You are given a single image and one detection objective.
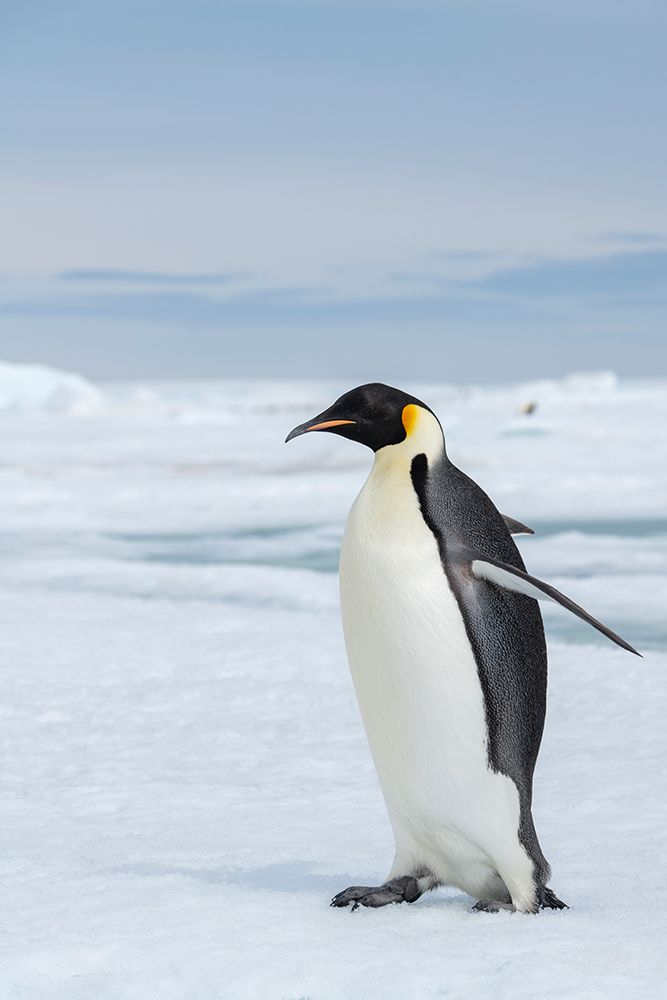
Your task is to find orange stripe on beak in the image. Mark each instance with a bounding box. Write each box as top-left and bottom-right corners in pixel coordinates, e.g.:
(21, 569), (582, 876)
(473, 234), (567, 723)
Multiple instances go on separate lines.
(306, 419), (356, 432)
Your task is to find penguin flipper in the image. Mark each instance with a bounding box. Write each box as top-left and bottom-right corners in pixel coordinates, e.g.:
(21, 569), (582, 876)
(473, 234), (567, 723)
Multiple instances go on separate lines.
(501, 515), (534, 536)
(467, 552), (640, 656)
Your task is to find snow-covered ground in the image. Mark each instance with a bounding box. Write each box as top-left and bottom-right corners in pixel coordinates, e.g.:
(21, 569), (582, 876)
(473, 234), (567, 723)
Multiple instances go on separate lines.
(0, 366), (665, 998)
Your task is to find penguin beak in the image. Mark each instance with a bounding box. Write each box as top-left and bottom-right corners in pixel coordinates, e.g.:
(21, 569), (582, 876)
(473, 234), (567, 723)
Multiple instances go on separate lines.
(285, 416), (356, 443)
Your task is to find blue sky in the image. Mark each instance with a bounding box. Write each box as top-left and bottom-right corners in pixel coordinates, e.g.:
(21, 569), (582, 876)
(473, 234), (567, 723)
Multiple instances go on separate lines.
(1, 0), (665, 381)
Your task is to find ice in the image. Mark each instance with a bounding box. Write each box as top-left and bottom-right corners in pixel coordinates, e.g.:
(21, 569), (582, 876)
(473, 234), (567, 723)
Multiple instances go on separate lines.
(0, 359), (105, 415)
(0, 371), (665, 997)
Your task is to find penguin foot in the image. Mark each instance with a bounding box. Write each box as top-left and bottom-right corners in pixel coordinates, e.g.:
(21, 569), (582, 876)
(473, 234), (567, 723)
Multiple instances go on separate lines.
(472, 899), (516, 913)
(539, 886), (568, 910)
(473, 887), (568, 914)
(331, 876), (422, 910)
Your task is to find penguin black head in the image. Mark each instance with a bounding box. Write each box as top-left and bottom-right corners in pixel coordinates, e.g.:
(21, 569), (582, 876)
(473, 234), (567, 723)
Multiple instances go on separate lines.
(285, 382), (436, 452)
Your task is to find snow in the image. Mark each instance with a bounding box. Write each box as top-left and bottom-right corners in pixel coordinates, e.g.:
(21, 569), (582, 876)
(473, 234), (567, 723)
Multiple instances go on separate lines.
(0, 371), (665, 998)
(0, 360), (105, 415)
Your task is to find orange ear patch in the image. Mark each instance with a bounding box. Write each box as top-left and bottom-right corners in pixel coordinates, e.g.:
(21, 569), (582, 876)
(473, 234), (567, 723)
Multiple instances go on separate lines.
(401, 404), (420, 436)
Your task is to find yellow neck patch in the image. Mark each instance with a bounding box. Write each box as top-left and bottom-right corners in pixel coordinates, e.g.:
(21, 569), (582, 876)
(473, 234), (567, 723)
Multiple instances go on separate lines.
(401, 403), (421, 436)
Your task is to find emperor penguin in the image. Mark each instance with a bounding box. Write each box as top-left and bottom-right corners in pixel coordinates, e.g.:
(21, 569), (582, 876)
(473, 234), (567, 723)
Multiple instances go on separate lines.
(286, 383), (639, 914)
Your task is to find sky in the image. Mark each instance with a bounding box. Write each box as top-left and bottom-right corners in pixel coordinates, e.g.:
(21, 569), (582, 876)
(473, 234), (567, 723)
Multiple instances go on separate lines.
(0, 0), (665, 382)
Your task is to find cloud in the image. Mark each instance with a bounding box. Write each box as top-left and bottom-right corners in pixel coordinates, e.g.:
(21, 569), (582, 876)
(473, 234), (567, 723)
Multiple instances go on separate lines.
(3, 249), (666, 380)
(429, 250), (496, 262)
(3, 250), (664, 338)
(0, 287), (543, 330)
(58, 269), (245, 286)
(598, 231), (666, 246)
(465, 249), (667, 300)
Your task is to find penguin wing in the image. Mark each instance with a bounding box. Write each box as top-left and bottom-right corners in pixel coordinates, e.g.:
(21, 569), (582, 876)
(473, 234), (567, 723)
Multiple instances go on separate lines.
(501, 515), (534, 536)
(464, 550), (640, 656)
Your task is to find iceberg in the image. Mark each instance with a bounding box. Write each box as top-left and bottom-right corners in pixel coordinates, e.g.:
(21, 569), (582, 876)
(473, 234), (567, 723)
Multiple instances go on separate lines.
(0, 359), (105, 415)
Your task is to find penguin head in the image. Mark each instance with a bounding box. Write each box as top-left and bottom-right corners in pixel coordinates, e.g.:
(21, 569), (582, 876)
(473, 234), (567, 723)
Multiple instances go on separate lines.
(285, 382), (439, 453)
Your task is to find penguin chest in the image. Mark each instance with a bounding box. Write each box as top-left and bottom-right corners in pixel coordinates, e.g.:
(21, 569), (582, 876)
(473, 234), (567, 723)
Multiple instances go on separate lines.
(339, 466), (490, 830)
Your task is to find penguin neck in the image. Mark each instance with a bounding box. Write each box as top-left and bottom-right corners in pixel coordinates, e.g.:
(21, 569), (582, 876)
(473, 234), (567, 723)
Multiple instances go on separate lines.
(371, 406), (446, 483)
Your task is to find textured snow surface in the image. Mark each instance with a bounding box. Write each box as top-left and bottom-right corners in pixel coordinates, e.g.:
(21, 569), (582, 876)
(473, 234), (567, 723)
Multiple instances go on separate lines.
(0, 373), (666, 999)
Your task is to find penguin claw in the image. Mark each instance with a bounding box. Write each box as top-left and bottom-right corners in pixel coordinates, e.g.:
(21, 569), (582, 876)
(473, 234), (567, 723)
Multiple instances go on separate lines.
(331, 876), (421, 909)
(473, 887), (569, 914)
(539, 886), (569, 910)
(472, 899), (516, 913)
(330, 885), (375, 908)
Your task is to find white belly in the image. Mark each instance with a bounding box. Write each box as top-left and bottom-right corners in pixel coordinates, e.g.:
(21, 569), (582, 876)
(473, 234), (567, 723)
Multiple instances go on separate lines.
(339, 459), (534, 904)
